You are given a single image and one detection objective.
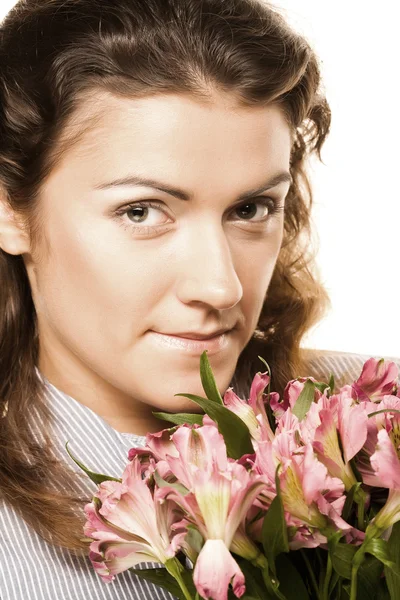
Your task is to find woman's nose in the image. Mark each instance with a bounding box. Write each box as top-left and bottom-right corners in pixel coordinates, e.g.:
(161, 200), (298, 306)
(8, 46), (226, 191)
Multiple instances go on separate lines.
(175, 225), (243, 310)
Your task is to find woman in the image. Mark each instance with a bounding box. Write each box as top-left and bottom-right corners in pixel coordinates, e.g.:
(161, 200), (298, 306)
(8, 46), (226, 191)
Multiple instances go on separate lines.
(0, 0), (396, 598)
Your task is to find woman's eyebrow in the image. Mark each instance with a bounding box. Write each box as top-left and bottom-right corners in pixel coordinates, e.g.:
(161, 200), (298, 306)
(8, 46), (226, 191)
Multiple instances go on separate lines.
(93, 171), (293, 201)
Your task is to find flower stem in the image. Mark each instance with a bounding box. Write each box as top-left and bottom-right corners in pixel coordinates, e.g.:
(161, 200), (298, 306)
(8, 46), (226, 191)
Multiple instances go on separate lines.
(165, 558), (194, 600)
(260, 567), (286, 600)
(322, 554), (332, 600)
(300, 550), (321, 600)
(349, 544), (367, 600)
(175, 573), (194, 600)
(349, 565), (358, 600)
(357, 500), (365, 531)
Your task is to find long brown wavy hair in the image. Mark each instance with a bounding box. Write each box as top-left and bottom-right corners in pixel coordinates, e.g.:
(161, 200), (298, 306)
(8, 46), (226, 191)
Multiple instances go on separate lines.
(0, 0), (332, 552)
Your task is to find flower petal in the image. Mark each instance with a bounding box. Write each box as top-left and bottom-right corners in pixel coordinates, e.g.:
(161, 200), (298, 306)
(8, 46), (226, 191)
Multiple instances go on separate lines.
(87, 457), (179, 567)
(338, 396), (368, 462)
(370, 428), (400, 489)
(223, 388), (260, 440)
(91, 539), (157, 581)
(352, 358), (399, 401)
(145, 427), (180, 461)
(194, 539), (245, 600)
(166, 425), (228, 489)
(249, 372), (270, 415)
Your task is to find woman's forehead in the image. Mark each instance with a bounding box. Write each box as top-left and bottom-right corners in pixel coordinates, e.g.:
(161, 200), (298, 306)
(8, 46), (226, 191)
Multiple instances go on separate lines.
(53, 90), (292, 174)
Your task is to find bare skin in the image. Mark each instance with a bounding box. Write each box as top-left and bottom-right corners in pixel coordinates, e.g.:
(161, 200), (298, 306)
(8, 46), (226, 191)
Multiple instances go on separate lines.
(0, 90), (292, 435)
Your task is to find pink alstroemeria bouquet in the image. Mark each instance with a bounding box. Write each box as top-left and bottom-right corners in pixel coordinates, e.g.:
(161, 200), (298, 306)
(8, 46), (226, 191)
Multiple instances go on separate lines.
(67, 351), (400, 600)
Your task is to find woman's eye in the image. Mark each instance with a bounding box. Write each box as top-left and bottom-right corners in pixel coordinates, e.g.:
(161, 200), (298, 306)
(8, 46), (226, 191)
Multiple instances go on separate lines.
(123, 202), (169, 226)
(112, 201), (171, 235)
(113, 197), (284, 235)
(232, 197), (282, 222)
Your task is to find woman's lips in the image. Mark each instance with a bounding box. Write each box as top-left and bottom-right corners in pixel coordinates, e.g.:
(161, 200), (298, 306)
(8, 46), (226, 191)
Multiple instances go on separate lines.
(148, 330), (231, 354)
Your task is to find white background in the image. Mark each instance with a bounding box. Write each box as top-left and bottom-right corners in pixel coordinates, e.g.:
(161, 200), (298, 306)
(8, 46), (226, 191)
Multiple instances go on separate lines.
(1, 0), (398, 358)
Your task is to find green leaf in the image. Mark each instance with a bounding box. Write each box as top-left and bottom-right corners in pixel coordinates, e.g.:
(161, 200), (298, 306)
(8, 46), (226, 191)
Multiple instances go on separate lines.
(199, 350), (224, 404)
(174, 393), (254, 459)
(342, 482), (362, 522)
(237, 560), (278, 600)
(328, 373), (335, 394)
(328, 571), (340, 597)
(275, 554), (310, 600)
(384, 521), (400, 600)
(185, 525), (204, 556)
(291, 379), (316, 422)
(364, 538), (400, 573)
(314, 381), (330, 394)
(357, 555), (383, 600)
(65, 441), (121, 485)
(330, 542), (357, 580)
(377, 581), (391, 600)
(366, 502), (380, 523)
(349, 456), (363, 483)
(130, 566), (196, 600)
(262, 465), (289, 576)
(153, 469), (190, 496)
(327, 529), (344, 551)
(342, 582), (351, 598)
(153, 411), (204, 426)
(176, 566), (198, 599)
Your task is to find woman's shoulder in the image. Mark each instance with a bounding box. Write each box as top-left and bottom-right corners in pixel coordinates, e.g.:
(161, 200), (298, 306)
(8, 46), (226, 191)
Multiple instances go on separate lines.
(300, 347), (400, 389)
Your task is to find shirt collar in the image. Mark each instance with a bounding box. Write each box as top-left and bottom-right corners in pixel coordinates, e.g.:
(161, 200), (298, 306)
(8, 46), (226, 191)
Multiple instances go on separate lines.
(34, 366), (147, 482)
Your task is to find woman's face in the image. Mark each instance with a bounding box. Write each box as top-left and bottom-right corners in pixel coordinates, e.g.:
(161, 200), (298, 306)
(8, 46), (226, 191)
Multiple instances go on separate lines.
(24, 90), (292, 434)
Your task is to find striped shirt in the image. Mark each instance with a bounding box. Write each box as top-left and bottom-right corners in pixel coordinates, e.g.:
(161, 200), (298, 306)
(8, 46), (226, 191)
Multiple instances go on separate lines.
(0, 349), (399, 599)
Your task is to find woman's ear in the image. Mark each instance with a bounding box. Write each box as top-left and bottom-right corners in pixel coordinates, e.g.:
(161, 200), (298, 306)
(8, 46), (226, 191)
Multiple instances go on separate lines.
(0, 192), (31, 256)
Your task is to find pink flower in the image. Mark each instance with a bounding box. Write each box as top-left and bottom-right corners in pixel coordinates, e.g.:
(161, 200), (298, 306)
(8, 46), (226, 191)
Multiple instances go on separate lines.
(370, 428), (400, 488)
(357, 395), (400, 488)
(337, 393), (369, 462)
(254, 431), (353, 544)
(312, 393), (368, 491)
(160, 424), (225, 490)
(84, 456), (183, 582)
(356, 395), (400, 532)
(145, 426), (181, 461)
(247, 371), (275, 440)
(221, 370), (276, 445)
(352, 357), (399, 402)
(155, 425), (267, 600)
(223, 387), (262, 442)
(271, 376), (324, 423)
(274, 387), (368, 493)
(288, 527), (327, 550)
